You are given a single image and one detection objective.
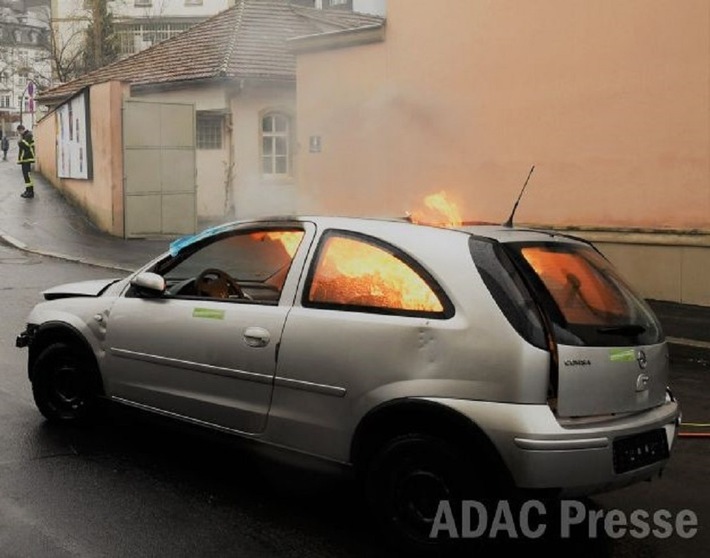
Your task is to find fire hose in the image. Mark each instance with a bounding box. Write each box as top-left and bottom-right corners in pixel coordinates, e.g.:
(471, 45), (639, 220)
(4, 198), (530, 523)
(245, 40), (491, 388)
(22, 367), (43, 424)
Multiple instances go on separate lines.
(678, 422), (710, 438)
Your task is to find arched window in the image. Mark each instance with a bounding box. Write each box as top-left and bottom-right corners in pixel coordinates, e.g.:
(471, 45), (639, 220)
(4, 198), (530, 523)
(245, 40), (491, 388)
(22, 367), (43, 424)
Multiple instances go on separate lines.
(261, 112), (291, 176)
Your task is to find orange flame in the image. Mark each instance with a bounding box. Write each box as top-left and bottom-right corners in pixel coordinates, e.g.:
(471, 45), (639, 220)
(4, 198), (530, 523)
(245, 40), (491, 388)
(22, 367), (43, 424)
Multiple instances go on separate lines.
(408, 191), (463, 228)
(309, 236), (443, 312)
(250, 231), (304, 257)
(265, 231), (303, 257)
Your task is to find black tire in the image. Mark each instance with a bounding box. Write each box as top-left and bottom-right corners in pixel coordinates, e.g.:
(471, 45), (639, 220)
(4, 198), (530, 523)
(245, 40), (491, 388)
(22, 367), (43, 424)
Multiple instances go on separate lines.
(365, 433), (484, 555)
(31, 341), (102, 424)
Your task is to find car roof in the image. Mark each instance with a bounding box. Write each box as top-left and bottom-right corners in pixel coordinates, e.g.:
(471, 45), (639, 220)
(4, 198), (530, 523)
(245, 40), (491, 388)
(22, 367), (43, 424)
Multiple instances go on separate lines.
(287, 215), (592, 246)
(176, 215), (591, 254)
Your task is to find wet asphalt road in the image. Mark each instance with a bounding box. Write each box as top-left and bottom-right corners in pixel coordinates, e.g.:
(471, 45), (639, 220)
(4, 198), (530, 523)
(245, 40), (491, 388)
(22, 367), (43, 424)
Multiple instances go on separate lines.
(0, 245), (708, 557)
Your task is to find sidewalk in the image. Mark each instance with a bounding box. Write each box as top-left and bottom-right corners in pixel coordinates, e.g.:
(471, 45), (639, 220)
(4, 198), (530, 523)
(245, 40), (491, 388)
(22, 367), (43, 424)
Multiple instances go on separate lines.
(0, 145), (190, 272)
(0, 146), (708, 361)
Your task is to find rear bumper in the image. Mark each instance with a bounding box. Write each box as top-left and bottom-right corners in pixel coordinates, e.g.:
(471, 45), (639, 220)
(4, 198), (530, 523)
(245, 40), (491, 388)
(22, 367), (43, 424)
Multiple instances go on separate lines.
(427, 397), (680, 496)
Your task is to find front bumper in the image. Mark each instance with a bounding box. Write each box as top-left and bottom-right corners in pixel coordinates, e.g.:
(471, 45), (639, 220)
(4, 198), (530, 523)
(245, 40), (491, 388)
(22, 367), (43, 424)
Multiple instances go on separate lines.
(16, 331), (29, 348)
(16, 324), (37, 348)
(428, 397), (680, 496)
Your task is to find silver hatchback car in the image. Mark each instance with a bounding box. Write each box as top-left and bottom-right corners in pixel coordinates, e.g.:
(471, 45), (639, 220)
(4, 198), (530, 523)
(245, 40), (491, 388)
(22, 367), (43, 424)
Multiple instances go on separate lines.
(17, 216), (679, 549)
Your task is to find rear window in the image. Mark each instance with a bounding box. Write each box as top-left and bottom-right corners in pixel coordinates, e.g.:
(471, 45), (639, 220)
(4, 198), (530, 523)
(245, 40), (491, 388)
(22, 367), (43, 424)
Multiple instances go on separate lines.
(508, 242), (663, 346)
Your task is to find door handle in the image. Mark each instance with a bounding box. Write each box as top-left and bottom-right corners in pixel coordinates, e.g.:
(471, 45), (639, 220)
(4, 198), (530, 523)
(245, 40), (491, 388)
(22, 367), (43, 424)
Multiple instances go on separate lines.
(243, 327), (270, 348)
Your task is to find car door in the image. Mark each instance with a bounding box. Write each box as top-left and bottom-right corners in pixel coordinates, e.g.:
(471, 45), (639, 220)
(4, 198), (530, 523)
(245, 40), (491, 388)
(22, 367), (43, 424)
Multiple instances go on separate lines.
(102, 223), (312, 434)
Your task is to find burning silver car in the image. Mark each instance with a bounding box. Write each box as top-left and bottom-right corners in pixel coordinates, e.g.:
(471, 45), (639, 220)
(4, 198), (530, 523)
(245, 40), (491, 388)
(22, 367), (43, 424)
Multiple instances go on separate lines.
(16, 215), (680, 549)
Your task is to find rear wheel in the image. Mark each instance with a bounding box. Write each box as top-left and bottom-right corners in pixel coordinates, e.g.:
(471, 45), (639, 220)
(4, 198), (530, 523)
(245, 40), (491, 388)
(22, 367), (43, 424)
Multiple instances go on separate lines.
(31, 342), (102, 424)
(365, 433), (488, 555)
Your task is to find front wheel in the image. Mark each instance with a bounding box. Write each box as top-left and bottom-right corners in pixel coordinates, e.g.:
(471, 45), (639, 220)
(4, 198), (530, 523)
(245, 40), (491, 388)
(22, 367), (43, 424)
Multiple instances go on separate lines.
(31, 342), (102, 424)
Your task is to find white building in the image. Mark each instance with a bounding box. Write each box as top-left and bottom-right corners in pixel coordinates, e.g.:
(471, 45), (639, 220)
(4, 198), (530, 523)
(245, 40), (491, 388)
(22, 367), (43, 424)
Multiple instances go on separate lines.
(50, 0), (385, 69)
(0, 0), (52, 134)
(50, 0), (237, 71)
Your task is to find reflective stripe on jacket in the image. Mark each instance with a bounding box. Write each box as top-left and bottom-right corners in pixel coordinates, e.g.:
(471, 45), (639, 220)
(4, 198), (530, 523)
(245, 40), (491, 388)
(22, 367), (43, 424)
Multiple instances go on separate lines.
(17, 139), (35, 164)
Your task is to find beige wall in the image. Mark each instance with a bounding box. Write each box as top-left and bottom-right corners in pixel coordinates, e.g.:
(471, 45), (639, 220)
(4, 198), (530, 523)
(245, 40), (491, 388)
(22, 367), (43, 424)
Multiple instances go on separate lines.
(296, 0), (710, 305)
(36, 81), (127, 236)
(298, 0), (709, 228)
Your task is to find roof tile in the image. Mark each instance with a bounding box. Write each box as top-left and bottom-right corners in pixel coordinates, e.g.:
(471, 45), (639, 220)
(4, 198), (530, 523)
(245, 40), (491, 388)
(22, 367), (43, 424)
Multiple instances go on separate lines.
(38, 0), (384, 104)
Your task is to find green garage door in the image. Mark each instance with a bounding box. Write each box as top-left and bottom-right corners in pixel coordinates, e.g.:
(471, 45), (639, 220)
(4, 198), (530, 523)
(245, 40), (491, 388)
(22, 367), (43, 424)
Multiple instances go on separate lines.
(123, 99), (196, 238)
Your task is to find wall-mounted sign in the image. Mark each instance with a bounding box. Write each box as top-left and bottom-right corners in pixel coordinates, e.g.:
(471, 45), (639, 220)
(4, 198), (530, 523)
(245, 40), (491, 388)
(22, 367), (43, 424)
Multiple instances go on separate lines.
(309, 135), (322, 153)
(56, 89), (92, 180)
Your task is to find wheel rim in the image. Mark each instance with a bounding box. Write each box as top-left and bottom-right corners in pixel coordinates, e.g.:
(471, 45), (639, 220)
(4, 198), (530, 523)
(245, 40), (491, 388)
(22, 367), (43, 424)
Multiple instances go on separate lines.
(393, 466), (452, 539)
(48, 360), (86, 415)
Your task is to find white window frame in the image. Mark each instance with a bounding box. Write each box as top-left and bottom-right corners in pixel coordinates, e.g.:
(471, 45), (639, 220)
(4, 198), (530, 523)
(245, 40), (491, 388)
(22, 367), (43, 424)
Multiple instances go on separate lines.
(261, 112), (292, 177)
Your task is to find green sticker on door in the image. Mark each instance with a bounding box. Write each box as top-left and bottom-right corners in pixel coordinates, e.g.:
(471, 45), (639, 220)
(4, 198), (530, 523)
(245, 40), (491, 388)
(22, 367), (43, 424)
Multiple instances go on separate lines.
(193, 308), (225, 320)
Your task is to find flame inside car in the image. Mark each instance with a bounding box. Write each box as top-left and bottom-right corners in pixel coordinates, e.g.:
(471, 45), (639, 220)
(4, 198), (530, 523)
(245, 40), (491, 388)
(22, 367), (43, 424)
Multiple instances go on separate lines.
(262, 231), (303, 258)
(309, 236), (444, 312)
(408, 191), (463, 228)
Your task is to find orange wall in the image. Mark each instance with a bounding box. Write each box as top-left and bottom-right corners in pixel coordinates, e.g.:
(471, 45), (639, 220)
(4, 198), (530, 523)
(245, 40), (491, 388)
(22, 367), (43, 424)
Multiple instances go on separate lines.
(36, 81), (127, 236)
(297, 0), (710, 230)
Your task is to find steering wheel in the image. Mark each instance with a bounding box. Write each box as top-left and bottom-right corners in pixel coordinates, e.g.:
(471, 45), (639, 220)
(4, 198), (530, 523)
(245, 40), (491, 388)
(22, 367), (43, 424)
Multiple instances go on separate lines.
(195, 268), (247, 299)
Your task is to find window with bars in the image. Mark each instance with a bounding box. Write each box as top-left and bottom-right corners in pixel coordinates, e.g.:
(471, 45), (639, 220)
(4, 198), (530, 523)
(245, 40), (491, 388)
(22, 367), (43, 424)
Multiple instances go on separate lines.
(115, 22), (194, 56)
(197, 113), (223, 150)
(261, 112), (291, 176)
(0, 95), (11, 108)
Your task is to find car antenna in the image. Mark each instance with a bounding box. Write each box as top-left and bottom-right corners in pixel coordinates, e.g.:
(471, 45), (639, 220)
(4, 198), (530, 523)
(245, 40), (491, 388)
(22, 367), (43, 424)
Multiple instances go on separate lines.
(503, 165), (535, 228)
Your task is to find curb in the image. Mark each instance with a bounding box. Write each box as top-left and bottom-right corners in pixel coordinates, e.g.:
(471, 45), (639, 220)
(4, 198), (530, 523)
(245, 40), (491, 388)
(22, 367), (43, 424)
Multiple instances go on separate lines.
(0, 229), (135, 273)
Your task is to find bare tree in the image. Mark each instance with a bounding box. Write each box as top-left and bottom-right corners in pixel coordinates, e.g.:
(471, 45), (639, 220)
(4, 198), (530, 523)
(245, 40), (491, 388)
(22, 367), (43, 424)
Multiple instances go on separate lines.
(82, 0), (118, 73)
(46, 20), (87, 82)
(42, 0), (121, 83)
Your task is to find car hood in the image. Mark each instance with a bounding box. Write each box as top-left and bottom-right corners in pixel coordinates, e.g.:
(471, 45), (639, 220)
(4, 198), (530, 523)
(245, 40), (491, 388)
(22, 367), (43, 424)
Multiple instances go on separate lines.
(43, 278), (121, 300)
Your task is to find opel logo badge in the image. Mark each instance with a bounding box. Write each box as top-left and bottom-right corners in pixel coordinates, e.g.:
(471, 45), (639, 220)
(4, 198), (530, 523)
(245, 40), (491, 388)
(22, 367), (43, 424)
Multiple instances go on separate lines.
(636, 350), (648, 370)
(636, 373), (650, 392)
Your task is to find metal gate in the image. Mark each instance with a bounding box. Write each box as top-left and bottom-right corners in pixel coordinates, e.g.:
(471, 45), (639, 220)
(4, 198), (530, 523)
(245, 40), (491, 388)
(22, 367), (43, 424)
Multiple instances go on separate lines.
(123, 99), (196, 238)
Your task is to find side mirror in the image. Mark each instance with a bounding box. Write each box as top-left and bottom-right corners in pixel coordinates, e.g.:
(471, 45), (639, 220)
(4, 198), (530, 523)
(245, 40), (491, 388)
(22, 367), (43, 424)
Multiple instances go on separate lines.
(130, 272), (166, 297)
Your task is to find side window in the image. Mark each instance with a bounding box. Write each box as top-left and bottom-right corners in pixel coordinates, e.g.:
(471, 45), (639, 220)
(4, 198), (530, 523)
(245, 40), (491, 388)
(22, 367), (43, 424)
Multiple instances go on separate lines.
(156, 228), (304, 303)
(305, 232), (450, 317)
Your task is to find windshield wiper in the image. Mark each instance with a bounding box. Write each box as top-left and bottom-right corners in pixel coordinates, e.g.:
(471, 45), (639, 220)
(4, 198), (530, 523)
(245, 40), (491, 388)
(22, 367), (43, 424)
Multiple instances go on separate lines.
(597, 324), (647, 336)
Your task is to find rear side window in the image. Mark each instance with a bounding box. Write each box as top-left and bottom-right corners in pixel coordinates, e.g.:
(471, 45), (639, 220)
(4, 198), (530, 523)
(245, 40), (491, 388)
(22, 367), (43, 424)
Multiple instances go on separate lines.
(509, 242), (663, 346)
(304, 231), (452, 318)
(469, 237), (547, 349)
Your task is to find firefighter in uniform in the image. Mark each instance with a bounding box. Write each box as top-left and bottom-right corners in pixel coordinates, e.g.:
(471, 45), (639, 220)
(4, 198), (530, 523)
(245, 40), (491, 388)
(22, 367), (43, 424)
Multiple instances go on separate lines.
(17, 125), (35, 198)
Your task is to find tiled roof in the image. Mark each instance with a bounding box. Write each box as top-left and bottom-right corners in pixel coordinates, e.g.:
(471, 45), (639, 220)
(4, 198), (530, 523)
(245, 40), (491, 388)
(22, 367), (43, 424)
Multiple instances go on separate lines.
(38, 0), (383, 104)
